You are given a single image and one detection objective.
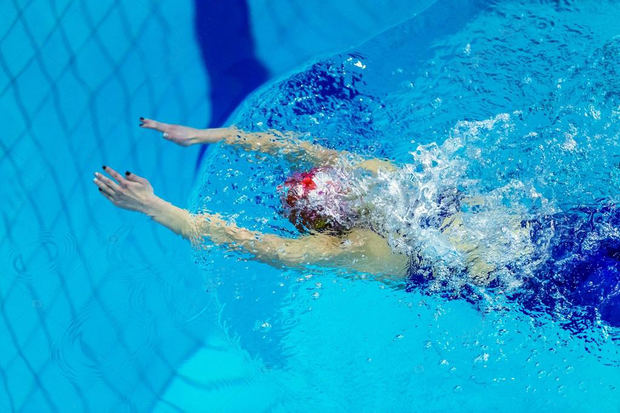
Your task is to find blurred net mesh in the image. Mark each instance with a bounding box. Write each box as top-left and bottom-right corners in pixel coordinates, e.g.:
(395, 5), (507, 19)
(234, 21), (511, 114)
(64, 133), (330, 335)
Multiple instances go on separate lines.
(0, 0), (212, 411)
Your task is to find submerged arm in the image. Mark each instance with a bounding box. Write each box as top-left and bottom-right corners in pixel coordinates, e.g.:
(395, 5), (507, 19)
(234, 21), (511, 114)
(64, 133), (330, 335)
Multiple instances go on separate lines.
(139, 118), (339, 166)
(144, 200), (407, 275)
(223, 129), (341, 167)
(223, 129), (398, 174)
(139, 118), (397, 173)
(93, 166), (406, 274)
(146, 197), (344, 268)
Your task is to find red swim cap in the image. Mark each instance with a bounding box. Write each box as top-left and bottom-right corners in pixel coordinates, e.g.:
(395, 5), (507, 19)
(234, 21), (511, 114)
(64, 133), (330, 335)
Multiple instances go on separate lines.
(281, 167), (344, 233)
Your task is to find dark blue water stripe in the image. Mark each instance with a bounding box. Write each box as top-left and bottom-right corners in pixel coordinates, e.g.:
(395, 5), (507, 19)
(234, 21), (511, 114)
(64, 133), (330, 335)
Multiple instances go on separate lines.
(193, 0), (269, 171)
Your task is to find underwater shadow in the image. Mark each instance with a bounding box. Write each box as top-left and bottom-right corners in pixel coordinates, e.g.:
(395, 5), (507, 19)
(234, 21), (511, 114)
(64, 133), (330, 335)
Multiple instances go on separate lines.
(193, 0), (269, 171)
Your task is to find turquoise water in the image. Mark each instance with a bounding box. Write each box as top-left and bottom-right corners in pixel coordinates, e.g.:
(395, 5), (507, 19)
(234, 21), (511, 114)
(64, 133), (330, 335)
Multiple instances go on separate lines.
(1, 1), (210, 411)
(2, 0), (619, 412)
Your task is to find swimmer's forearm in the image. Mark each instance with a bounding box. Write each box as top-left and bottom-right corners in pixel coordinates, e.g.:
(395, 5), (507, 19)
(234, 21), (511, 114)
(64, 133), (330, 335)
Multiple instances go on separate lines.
(207, 127), (396, 173)
(144, 199), (343, 267)
(193, 126), (395, 173)
(191, 127), (237, 144)
(142, 197), (197, 240)
(192, 213), (323, 268)
(191, 126), (270, 147)
(142, 197), (292, 262)
(141, 198), (255, 247)
(225, 129), (339, 164)
(141, 196), (254, 246)
(194, 126), (340, 165)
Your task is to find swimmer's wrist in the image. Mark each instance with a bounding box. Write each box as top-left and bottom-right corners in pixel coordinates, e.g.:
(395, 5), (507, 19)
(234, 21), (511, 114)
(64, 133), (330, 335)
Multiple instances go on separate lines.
(142, 196), (196, 239)
(140, 195), (167, 216)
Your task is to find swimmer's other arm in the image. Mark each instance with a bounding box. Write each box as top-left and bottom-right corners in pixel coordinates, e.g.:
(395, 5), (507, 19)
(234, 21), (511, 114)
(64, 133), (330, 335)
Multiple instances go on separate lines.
(139, 118), (396, 174)
(93, 166), (407, 276)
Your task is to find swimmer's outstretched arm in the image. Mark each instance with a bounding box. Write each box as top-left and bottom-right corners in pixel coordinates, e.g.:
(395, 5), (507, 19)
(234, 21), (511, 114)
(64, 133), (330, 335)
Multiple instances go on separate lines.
(139, 118), (396, 174)
(93, 166), (407, 275)
(139, 117), (338, 165)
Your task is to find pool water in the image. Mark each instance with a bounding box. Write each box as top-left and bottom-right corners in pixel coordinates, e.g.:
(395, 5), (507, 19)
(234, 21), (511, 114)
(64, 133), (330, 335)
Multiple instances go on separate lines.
(190, 0), (619, 410)
(1, 0), (619, 411)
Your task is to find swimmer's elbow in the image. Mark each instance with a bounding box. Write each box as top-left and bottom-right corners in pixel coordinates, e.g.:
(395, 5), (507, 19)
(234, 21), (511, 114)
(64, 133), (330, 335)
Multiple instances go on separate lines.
(270, 235), (342, 267)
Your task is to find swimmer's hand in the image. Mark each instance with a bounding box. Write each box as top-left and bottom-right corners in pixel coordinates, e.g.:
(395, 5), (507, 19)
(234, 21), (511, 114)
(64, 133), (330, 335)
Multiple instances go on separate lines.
(139, 117), (231, 146)
(93, 166), (157, 213)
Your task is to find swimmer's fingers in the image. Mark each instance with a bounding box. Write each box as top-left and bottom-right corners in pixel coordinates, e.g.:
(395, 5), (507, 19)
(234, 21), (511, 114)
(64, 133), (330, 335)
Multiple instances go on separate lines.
(139, 117), (178, 141)
(139, 117), (166, 132)
(97, 186), (115, 202)
(124, 171), (150, 187)
(101, 166), (129, 189)
(94, 172), (122, 195)
(93, 174), (116, 196)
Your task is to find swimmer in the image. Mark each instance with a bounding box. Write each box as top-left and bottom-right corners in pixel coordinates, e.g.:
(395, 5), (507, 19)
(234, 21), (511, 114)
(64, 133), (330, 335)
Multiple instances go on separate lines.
(93, 118), (620, 329)
(93, 117), (499, 284)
